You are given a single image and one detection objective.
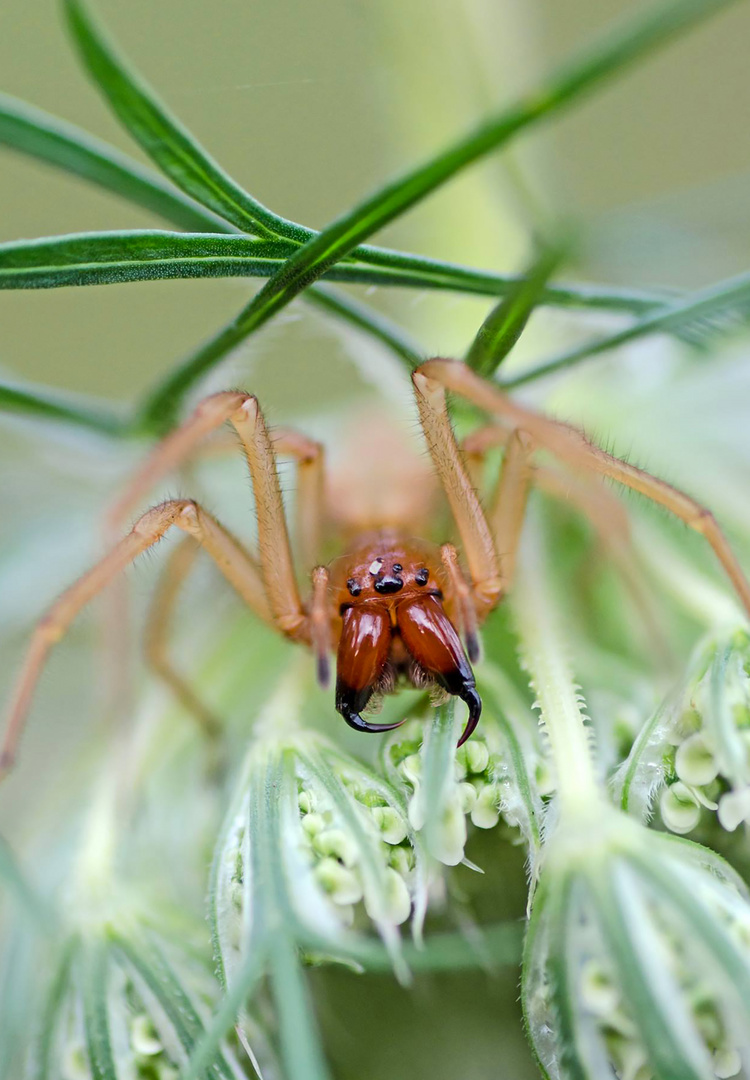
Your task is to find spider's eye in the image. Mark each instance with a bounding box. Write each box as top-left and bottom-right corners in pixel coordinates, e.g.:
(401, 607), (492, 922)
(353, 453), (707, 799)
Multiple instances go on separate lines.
(347, 578), (362, 597)
(415, 568), (429, 586)
(392, 563), (403, 573)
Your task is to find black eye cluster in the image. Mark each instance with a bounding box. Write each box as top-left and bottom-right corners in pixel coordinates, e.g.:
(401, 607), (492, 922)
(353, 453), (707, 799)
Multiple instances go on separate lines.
(347, 566), (429, 596)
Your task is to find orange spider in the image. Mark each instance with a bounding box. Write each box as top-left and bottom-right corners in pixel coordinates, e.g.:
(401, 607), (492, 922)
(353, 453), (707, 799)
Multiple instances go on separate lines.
(3, 358), (750, 772)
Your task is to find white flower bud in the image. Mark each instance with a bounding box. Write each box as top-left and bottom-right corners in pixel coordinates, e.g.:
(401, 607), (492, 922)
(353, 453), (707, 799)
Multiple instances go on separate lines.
(713, 1048), (741, 1079)
(62, 1043), (89, 1080)
(313, 828), (359, 867)
(298, 789), (316, 814)
(434, 794), (467, 865)
(470, 783), (500, 829)
(131, 1014), (163, 1056)
(313, 858), (363, 905)
(389, 846), (415, 875)
(660, 781), (700, 834)
(370, 806), (408, 845)
(460, 740), (490, 776)
(400, 753), (422, 786)
(675, 733), (718, 786)
(458, 781), (478, 814)
(580, 961), (620, 1018)
(718, 787), (750, 832)
(301, 812), (326, 838)
(383, 867), (411, 925)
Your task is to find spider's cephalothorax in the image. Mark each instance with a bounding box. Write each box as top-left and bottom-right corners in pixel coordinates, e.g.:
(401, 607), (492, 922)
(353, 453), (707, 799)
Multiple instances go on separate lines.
(330, 534), (481, 746)
(4, 359), (750, 776)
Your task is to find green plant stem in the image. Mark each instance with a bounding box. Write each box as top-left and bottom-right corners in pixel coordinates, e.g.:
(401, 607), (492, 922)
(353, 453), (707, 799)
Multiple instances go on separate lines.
(114, 0), (738, 427)
(0, 378), (125, 435)
(513, 519), (604, 820)
(304, 287), (423, 368)
(501, 267), (750, 388)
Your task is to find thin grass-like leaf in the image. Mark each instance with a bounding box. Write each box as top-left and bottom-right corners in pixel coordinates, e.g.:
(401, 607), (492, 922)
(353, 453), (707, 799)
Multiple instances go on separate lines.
(0, 231), (296, 289)
(27, 940), (76, 1080)
(0, 92), (226, 233)
(0, 376), (125, 435)
(268, 933), (332, 1080)
(80, 937), (117, 1080)
(0, 97), (675, 317)
(136, 0), (736, 428)
(181, 946), (268, 1080)
(302, 920), (523, 973)
(477, 664), (544, 870)
(304, 286), (422, 369)
(112, 932), (238, 1080)
(590, 861), (713, 1080)
(544, 879), (602, 1080)
(417, 703), (465, 865)
(64, 0), (303, 241)
(502, 268), (750, 388)
(466, 242), (566, 376)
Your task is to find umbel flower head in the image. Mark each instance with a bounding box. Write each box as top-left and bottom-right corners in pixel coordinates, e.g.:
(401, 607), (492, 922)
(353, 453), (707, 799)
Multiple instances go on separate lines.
(514, 519), (750, 1080)
(523, 814), (750, 1080)
(615, 626), (750, 836)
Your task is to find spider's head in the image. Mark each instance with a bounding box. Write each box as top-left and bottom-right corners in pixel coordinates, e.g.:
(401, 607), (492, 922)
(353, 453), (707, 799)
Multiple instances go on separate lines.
(332, 538), (481, 745)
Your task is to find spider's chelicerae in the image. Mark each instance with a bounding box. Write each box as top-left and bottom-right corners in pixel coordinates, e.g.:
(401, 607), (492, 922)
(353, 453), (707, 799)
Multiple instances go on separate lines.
(3, 357), (750, 772)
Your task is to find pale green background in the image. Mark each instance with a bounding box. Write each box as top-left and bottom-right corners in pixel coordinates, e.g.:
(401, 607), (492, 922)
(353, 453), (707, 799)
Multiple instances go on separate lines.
(2, 2), (750, 1077)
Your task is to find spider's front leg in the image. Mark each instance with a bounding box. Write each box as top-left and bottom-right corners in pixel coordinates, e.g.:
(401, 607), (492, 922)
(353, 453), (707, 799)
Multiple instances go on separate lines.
(416, 358), (750, 623)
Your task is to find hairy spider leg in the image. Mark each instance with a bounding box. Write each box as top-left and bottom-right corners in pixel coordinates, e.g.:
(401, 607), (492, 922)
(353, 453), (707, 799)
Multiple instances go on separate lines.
(412, 371), (503, 620)
(417, 359), (750, 621)
(144, 536), (225, 740)
(0, 500), (271, 776)
(103, 391), (327, 729)
(439, 543), (480, 662)
(462, 424), (672, 666)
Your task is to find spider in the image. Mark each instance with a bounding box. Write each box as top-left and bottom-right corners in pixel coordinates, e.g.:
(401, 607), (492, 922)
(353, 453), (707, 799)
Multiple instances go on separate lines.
(3, 357), (750, 774)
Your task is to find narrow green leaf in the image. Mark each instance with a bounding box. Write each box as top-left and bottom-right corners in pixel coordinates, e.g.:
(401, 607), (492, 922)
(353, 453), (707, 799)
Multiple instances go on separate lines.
(466, 242), (566, 375)
(268, 933), (332, 1080)
(28, 940), (77, 1080)
(64, 0), (305, 241)
(0, 376), (125, 435)
(113, 932), (236, 1080)
(303, 920), (523, 973)
(0, 95), (672, 316)
(304, 286), (422, 369)
(80, 937), (117, 1080)
(0, 230), (296, 289)
(137, 0), (737, 424)
(630, 849), (750, 1006)
(540, 878), (593, 1080)
(501, 268), (750, 388)
(477, 665), (544, 866)
(0, 93), (226, 233)
(180, 945), (268, 1080)
(590, 861), (713, 1080)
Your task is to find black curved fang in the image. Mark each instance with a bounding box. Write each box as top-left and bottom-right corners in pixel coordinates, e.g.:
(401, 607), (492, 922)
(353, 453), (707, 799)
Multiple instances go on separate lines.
(456, 684), (482, 747)
(335, 679), (406, 734)
(436, 668), (482, 747)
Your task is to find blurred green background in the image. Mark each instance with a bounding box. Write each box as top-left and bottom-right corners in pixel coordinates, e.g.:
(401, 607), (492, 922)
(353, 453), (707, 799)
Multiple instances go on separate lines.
(2, 1), (750, 1077)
